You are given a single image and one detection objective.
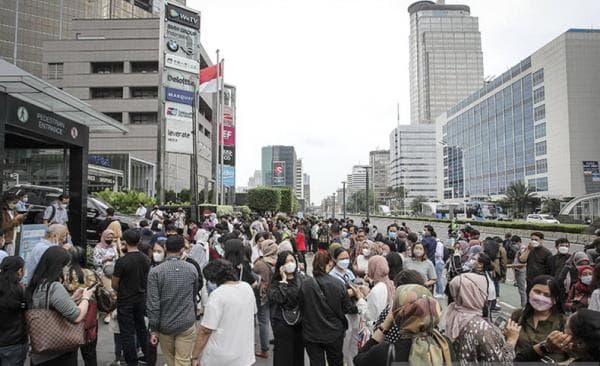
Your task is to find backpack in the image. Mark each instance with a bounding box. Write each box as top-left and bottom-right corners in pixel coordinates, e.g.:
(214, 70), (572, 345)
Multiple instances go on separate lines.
(504, 239), (517, 261)
(34, 205), (55, 224)
(443, 245), (451, 263)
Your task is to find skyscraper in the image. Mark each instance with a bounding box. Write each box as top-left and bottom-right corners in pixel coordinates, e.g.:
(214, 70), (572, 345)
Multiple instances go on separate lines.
(408, 0), (484, 124)
(369, 150), (390, 205)
(261, 145), (297, 189)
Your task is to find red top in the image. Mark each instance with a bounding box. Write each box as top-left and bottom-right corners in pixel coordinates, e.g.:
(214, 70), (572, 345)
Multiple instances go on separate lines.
(296, 231), (306, 252)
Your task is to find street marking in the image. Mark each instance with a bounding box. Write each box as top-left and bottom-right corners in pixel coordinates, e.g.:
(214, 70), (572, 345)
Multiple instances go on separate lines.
(500, 301), (517, 310)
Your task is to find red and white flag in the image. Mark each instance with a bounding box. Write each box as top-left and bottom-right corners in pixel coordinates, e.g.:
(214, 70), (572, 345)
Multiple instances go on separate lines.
(198, 63), (223, 93)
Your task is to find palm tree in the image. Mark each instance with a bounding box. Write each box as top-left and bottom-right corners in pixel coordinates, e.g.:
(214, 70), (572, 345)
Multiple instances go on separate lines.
(410, 195), (429, 216)
(386, 186), (408, 212)
(505, 181), (537, 218)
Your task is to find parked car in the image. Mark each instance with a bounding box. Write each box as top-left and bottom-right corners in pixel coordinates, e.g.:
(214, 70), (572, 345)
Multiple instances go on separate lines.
(7, 184), (138, 242)
(526, 214), (560, 224)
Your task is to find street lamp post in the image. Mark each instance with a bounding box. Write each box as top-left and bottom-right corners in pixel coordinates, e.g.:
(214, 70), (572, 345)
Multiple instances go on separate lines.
(332, 192), (336, 219)
(363, 166), (372, 221)
(342, 181), (346, 219)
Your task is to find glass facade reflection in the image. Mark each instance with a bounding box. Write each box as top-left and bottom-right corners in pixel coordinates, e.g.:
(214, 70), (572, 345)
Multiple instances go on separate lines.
(442, 61), (548, 198)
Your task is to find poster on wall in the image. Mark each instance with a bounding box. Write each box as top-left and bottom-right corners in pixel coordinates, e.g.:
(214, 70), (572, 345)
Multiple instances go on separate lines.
(222, 165), (235, 187)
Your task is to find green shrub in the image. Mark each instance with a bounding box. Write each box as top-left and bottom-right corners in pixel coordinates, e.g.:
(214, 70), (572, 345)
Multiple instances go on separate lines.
(217, 205), (234, 217)
(93, 189), (156, 214)
(279, 188), (296, 214)
(238, 205), (252, 221)
(247, 187), (281, 213)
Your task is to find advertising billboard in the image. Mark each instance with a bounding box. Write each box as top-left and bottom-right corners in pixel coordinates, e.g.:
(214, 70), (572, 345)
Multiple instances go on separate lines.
(165, 69), (196, 92)
(165, 119), (193, 154)
(165, 53), (199, 74)
(219, 125), (235, 146)
(222, 165), (235, 187)
(273, 161), (285, 186)
(165, 87), (194, 105)
(164, 102), (193, 121)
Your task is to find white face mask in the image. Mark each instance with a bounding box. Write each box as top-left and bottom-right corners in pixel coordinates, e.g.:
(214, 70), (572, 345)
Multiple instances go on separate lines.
(531, 241), (541, 248)
(581, 275), (593, 285)
(558, 246), (569, 255)
(362, 249), (371, 257)
(153, 252), (164, 263)
(284, 262), (297, 273)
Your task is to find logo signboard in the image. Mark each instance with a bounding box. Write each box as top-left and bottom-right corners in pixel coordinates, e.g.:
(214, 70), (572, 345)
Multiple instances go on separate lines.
(166, 3), (200, 30)
(165, 87), (194, 105)
(164, 101), (193, 121)
(273, 161), (285, 186)
(165, 53), (199, 74)
(165, 69), (196, 92)
(221, 146), (235, 166)
(165, 118), (193, 154)
(219, 125), (235, 146)
(165, 22), (199, 58)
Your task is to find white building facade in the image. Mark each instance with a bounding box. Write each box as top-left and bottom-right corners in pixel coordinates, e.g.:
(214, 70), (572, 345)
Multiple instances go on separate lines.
(436, 29), (600, 199)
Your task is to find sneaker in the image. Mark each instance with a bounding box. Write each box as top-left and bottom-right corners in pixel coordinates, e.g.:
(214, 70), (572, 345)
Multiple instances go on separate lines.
(434, 293), (445, 299)
(255, 351), (269, 359)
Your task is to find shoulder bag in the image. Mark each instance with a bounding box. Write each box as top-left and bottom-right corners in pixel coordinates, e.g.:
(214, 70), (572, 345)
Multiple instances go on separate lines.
(25, 282), (86, 353)
(94, 273), (116, 314)
(281, 276), (303, 326)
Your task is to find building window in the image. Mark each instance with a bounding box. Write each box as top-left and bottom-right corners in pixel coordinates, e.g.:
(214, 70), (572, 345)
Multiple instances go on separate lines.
(536, 177), (548, 191)
(103, 112), (122, 122)
(92, 62), (123, 74)
(47, 63), (63, 80)
(536, 159), (547, 174)
(535, 141), (547, 156)
(131, 87), (158, 99)
(534, 105), (545, 121)
(533, 87), (545, 104)
(129, 112), (158, 124)
(131, 61), (158, 73)
(535, 123), (546, 139)
(91, 87), (123, 99)
(533, 68), (544, 86)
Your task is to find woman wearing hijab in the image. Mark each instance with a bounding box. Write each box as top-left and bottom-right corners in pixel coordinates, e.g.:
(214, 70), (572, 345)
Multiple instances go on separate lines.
(253, 239), (278, 358)
(444, 273), (521, 364)
(354, 284), (453, 366)
(360, 256), (395, 329)
(566, 264), (594, 312)
(93, 229), (118, 286)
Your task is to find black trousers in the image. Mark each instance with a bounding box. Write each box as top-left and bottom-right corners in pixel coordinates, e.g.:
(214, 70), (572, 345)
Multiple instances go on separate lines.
(305, 335), (343, 366)
(33, 351), (77, 366)
(272, 319), (304, 366)
(117, 301), (148, 366)
(80, 338), (97, 366)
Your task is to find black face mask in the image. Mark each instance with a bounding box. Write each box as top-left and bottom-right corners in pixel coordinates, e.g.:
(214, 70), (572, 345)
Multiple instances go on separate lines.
(105, 239), (113, 245)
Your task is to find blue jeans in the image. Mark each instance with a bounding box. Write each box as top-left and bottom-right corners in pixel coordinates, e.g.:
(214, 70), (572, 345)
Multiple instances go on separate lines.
(0, 343), (27, 366)
(117, 301), (148, 366)
(257, 302), (271, 352)
(435, 261), (445, 295)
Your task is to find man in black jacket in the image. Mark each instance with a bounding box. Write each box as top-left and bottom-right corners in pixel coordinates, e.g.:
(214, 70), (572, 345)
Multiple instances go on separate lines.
(382, 224), (406, 253)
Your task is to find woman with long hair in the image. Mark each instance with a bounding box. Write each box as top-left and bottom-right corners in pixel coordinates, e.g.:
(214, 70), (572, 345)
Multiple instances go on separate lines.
(0, 256), (27, 366)
(65, 246), (99, 366)
(403, 242), (437, 288)
(268, 250), (305, 366)
(510, 275), (568, 362)
(26, 246), (95, 366)
(444, 272), (520, 364)
(354, 284), (453, 365)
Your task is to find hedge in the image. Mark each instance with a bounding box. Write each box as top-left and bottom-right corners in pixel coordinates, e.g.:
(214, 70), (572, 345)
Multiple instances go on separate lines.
(247, 187), (281, 213)
(279, 188), (298, 214)
(366, 215), (589, 234)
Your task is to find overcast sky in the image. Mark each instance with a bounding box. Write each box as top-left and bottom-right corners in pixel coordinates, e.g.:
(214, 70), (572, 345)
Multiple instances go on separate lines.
(188, 0), (600, 204)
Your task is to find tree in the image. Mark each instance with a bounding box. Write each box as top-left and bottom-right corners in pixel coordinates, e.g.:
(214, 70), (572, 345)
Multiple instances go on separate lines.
(347, 190), (376, 213)
(505, 181), (538, 218)
(386, 186), (408, 211)
(541, 197), (562, 217)
(93, 189), (155, 214)
(279, 188), (299, 214)
(410, 195), (429, 216)
(247, 187), (281, 213)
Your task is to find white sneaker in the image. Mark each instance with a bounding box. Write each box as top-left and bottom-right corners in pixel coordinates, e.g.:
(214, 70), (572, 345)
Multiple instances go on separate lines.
(434, 293), (445, 299)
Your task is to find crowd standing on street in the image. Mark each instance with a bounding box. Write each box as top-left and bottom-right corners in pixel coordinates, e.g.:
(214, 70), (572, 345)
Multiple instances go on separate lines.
(3, 194), (600, 366)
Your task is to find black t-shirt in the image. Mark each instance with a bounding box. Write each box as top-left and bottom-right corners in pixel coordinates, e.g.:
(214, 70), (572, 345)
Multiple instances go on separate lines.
(526, 246), (552, 282)
(114, 251), (151, 305)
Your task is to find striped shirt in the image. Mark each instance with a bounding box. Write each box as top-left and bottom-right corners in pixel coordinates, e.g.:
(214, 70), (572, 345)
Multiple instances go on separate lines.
(146, 256), (198, 335)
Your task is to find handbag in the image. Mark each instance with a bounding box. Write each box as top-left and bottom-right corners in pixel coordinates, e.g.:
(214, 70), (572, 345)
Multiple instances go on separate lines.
(94, 273), (117, 314)
(25, 283), (86, 353)
(282, 305), (302, 326)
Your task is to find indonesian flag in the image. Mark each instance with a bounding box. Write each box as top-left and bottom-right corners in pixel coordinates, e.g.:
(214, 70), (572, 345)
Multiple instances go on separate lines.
(198, 63), (223, 93)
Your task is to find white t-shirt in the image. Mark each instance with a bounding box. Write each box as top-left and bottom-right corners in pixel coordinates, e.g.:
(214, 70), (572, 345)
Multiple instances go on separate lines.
(364, 282), (388, 326)
(201, 282), (257, 366)
(356, 255), (369, 274)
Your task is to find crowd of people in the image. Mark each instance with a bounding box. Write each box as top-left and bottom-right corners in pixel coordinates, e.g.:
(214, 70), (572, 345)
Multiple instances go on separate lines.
(2, 191), (600, 366)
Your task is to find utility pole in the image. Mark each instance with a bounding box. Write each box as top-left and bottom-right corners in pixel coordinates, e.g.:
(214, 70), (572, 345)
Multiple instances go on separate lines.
(364, 166), (372, 221)
(342, 181), (346, 219)
(332, 192), (336, 219)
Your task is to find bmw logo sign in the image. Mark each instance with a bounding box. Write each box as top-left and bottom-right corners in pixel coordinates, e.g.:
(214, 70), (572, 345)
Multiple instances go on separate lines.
(167, 39), (179, 52)
(17, 106), (29, 123)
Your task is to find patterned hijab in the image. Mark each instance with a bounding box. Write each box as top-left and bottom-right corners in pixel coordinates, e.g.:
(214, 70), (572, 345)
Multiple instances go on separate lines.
(393, 285), (452, 366)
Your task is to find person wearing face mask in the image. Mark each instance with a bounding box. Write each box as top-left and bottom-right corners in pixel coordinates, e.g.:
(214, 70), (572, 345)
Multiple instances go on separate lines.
(519, 232), (552, 288)
(549, 238), (571, 278)
(147, 235), (198, 366)
(0, 256), (27, 366)
(403, 242), (437, 289)
(23, 224), (70, 285)
(268, 251), (305, 366)
(510, 275), (568, 362)
(151, 242), (166, 265)
(1, 192), (27, 256)
(382, 224), (405, 253)
(253, 239), (278, 359)
(353, 242), (373, 278)
(566, 265), (594, 312)
(93, 228), (118, 325)
(42, 194), (70, 225)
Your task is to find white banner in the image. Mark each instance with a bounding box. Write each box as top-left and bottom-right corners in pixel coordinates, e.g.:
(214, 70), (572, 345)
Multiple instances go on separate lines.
(164, 101), (193, 121)
(165, 118), (193, 154)
(165, 53), (199, 74)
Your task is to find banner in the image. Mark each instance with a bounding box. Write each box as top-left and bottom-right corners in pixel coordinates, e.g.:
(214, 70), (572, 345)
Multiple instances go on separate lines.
(18, 224), (49, 283)
(273, 161), (285, 186)
(165, 101), (193, 121)
(165, 87), (194, 105)
(223, 105), (234, 127)
(165, 53), (199, 74)
(222, 146), (235, 166)
(219, 125), (235, 146)
(165, 119), (193, 154)
(222, 165), (235, 187)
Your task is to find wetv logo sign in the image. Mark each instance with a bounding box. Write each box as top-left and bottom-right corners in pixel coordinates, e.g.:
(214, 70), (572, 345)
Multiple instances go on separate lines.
(166, 3), (200, 30)
(165, 87), (194, 106)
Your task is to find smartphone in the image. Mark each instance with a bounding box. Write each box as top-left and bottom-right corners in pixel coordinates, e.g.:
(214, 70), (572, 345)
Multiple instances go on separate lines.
(86, 282), (98, 290)
(494, 315), (508, 329)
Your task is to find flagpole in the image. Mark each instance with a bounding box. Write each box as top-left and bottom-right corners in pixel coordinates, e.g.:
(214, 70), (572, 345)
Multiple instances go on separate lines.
(220, 59), (225, 205)
(214, 49), (220, 206)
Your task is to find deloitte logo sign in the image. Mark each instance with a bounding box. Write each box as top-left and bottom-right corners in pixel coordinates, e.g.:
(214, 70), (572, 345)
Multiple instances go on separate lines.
(165, 71), (195, 92)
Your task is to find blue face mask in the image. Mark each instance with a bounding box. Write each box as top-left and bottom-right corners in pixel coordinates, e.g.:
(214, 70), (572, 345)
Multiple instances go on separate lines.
(388, 231), (397, 239)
